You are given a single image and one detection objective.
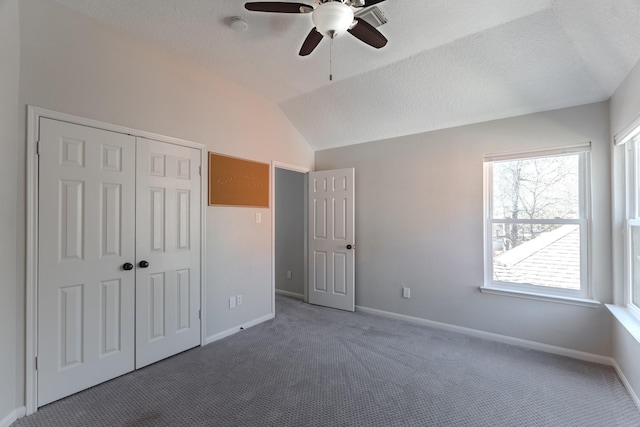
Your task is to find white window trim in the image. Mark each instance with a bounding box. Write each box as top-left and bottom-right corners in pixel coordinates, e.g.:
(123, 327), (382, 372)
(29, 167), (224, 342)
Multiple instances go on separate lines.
(621, 134), (640, 316)
(614, 112), (640, 146)
(626, 219), (639, 309)
(481, 144), (597, 306)
(606, 304), (640, 343)
(484, 143), (592, 162)
(610, 115), (640, 342)
(480, 286), (600, 308)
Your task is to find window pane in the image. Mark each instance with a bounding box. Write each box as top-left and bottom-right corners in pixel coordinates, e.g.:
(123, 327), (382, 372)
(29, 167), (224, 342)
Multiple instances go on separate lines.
(492, 223), (580, 290)
(492, 155), (580, 220)
(631, 225), (640, 307)
(635, 142), (640, 218)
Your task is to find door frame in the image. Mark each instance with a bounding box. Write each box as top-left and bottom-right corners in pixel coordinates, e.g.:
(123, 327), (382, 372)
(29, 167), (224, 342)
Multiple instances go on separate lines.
(25, 106), (208, 414)
(270, 162), (311, 314)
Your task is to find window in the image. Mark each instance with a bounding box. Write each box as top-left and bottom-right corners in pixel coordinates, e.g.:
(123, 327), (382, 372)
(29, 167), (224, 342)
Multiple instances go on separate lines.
(609, 117), (640, 332)
(483, 146), (591, 300)
(624, 136), (640, 314)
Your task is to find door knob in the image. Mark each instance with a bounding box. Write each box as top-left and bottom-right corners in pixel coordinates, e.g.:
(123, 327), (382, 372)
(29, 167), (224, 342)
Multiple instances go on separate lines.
(139, 260), (149, 268)
(346, 244), (354, 250)
(122, 263), (134, 271)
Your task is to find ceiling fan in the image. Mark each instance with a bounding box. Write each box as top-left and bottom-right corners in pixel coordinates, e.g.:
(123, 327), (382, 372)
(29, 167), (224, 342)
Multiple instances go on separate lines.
(244, 0), (388, 56)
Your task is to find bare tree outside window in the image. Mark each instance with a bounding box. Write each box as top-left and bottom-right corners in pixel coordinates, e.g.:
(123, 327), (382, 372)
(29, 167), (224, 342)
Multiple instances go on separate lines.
(493, 155), (579, 252)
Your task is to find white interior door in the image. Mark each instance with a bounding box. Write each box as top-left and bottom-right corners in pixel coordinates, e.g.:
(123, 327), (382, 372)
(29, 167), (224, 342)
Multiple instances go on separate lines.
(308, 168), (355, 312)
(135, 137), (201, 368)
(38, 118), (136, 406)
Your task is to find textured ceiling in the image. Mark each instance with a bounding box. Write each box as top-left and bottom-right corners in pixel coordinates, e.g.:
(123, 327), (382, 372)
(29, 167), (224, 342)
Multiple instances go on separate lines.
(53, 0), (640, 150)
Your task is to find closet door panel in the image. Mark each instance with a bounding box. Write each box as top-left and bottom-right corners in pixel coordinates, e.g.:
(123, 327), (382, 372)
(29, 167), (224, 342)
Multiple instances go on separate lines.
(38, 118), (136, 406)
(135, 137), (201, 369)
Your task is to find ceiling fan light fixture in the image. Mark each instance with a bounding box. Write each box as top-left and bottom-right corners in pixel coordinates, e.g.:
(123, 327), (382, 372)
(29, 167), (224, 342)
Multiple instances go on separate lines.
(312, 2), (354, 39)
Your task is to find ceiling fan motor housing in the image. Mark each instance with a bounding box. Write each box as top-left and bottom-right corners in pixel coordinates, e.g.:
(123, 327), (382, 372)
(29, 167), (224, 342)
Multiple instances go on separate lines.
(312, 2), (355, 38)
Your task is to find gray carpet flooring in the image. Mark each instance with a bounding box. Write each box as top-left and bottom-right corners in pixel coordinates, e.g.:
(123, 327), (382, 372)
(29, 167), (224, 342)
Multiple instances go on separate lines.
(15, 295), (640, 426)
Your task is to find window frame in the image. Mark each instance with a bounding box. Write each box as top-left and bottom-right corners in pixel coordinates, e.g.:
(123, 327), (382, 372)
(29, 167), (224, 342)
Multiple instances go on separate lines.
(608, 114), (640, 337)
(482, 144), (593, 302)
(623, 137), (640, 316)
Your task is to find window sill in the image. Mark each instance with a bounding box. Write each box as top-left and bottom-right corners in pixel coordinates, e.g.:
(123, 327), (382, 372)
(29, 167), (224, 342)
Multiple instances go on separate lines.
(606, 304), (640, 344)
(480, 286), (601, 308)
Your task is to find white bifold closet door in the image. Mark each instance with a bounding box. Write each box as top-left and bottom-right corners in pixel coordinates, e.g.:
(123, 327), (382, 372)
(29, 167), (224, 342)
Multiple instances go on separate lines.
(135, 137), (201, 369)
(37, 118), (136, 406)
(37, 119), (201, 406)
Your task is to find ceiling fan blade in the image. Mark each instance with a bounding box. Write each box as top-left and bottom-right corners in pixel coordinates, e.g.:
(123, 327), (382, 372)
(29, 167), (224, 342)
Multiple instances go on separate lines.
(351, 0), (386, 7)
(299, 28), (324, 56)
(348, 18), (388, 49)
(362, 0), (386, 6)
(245, 2), (313, 13)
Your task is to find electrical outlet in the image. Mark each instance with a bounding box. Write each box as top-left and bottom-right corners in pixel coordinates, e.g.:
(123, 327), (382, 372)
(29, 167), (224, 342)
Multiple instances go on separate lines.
(255, 213), (261, 223)
(229, 296), (236, 309)
(402, 287), (411, 299)
(287, 270), (292, 279)
(237, 294), (243, 305)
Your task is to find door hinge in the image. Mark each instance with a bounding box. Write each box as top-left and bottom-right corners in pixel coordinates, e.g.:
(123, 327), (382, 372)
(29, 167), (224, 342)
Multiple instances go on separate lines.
(35, 356), (38, 370)
(198, 309), (201, 320)
(36, 140), (40, 156)
(199, 166), (202, 176)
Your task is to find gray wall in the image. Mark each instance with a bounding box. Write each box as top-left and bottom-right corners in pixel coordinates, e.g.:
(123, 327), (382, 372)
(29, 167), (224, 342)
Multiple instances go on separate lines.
(0, 0), (19, 423)
(610, 59), (640, 402)
(275, 168), (305, 297)
(316, 101), (612, 356)
(10, 0), (313, 412)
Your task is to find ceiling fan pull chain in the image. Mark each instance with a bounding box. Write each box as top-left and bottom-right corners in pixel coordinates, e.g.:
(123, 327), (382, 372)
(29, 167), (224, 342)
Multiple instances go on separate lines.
(329, 38), (333, 82)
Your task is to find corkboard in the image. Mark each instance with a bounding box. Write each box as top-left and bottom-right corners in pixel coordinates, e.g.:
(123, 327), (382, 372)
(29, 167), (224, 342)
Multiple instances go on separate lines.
(208, 152), (270, 207)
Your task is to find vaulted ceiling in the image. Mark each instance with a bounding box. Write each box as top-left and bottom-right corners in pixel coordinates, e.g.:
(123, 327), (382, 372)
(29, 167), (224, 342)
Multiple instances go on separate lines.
(53, 0), (640, 150)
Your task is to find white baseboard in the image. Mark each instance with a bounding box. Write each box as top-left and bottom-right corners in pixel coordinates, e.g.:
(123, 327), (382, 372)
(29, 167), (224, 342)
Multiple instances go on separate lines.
(275, 289), (304, 300)
(204, 313), (275, 345)
(0, 407), (25, 427)
(15, 407), (25, 420)
(0, 411), (16, 427)
(355, 305), (613, 366)
(611, 359), (640, 411)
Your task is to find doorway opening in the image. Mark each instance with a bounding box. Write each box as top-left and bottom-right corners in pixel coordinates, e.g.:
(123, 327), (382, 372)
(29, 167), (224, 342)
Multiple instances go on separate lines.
(272, 164), (309, 313)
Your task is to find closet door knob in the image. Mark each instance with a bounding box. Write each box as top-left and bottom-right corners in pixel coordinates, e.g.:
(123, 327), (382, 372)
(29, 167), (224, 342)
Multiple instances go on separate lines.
(122, 263), (134, 271)
(139, 260), (149, 268)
